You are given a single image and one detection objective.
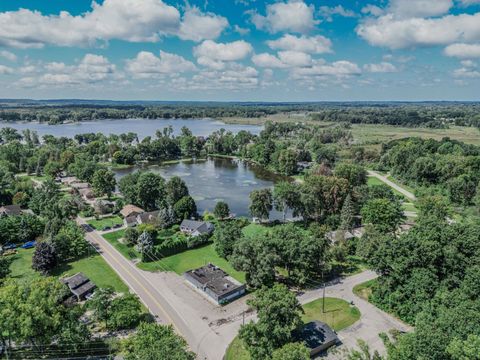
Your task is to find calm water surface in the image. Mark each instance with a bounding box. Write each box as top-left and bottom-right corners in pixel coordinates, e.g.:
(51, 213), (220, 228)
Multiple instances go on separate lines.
(114, 157), (291, 219)
(0, 118), (262, 139)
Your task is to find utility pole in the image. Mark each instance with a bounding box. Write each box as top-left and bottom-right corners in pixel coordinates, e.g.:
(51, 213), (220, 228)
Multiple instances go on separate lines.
(322, 268), (326, 313)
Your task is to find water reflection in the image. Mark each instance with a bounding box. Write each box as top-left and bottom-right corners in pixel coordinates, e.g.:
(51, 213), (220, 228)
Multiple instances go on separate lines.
(114, 157), (291, 219)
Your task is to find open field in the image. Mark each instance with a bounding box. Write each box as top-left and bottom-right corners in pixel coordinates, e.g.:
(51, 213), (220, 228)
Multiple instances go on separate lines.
(8, 247), (129, 293)
(87, 215), (123, 230)
(242, 223), (270, 237)
(223, 114), (480, 146)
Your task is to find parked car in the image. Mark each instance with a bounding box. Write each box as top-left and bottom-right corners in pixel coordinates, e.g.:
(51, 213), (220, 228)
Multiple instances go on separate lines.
(21, 241), (36, 249)
(3, 243), (17, 250)
(103, 226), (111, 231)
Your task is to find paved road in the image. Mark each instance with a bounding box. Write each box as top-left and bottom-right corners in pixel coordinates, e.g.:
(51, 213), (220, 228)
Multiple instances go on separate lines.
(299, 271), (412, 356)
(77, 218), (225, 360)
(368, 170), (416, 201)
(79, 216), (412, 359)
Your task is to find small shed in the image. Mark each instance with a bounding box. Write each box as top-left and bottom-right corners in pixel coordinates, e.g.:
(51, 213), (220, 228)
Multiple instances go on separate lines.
(0, 205), (23, 217)
(295, 321), (339, 356)
(61, 272), (96, 301)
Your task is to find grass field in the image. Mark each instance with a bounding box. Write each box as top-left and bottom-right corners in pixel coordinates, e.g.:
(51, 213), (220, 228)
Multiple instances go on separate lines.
(302, 297), (361, 331)
(353, 279), (377, 301)
(225, 336), (250, 360)
(367, 176), (407, 199)
(87, 216), (124, 230)
(225, 296), (361, 360)
(242, 223), (270, 237)
(102, 230), (140, 261)
(8, 247), (129, 293)
(143, 243), (245, 282)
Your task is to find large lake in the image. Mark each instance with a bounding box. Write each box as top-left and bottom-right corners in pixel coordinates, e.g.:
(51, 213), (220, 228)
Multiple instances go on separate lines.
(0, 118), (262, 139)
(114, 157), (291, 219)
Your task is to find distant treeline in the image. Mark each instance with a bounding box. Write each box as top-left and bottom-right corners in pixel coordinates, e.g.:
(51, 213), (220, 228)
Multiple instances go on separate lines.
(1, 101), (480, 127)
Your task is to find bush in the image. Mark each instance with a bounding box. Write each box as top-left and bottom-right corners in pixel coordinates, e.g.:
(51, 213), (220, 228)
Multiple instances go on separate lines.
(186, 233), (211, 249)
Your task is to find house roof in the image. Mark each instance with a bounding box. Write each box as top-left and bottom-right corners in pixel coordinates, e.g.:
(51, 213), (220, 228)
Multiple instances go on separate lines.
(137, 210), (160, 224)
(185, 264), (243, 297)
(125, 215), (138, 225)
(71, 182), (90, 189)
(61, 272), (96, 299)
(120, 205), (145, 218)
(295, 321), (339, 351)
(180, 220), (214, 234)
(0, 205), (22, 216)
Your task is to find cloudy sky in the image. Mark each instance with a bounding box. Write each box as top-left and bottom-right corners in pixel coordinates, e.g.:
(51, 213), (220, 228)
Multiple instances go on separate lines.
(0, 0), (479, 101)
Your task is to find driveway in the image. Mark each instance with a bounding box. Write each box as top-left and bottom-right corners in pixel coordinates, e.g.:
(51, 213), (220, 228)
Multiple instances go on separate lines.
(79, 217), (412, 359)
(299, 271), (412, 357)
(367, 170), (416, 201)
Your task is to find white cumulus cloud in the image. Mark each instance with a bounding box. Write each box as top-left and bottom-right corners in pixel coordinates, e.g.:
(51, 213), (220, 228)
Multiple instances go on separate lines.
(445, 43), (480, 58)
(126, 51), (196, 78)
(194, 40), (253, 69)
(0, 65), (13, 74)
(250, 1), (318, 34)
(0, 0), (227, 48)
(364, 62), (398, 73)
(0, 50), (17, 62)
(178, 7), (228, 42)
(388, 0), (453, 18)
(266, 34), (332, 54)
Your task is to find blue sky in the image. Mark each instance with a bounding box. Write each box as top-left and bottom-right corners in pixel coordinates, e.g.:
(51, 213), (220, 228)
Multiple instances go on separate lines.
(0, 0), (479, 101)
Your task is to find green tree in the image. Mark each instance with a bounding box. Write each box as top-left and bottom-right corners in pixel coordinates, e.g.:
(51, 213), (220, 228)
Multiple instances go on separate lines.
(123, 323), (195, 360)
(0, 257), (12, 281)
(124, 227), (139, 246)
(239, 284), (303, 359)
(273, 181), (302, 221)
(108, 294), (143, 330)
(174, 196), (197, 220)
(271, 342), (310, 360)
(361, 198), (404, 233)
(92, 168), (116, 198)
(51, 221), (89, 262)
(136, 231), (154, 260)
(213, 221), (243, 259)
(32, 242), (57, 275)
(43, 161), (63, 178)
(231, 236), (278, 288)
(249, 188), (273, 220)
(213, 201), (230, 219)
(137, 172), (166, 211)
(340, 193), (355, 230)
(334, 163), (367, 188)
(0, 277), (87, 346)
(88, 287), (114, 328)
(347, 340), (383, 360)
(166, 176), (189, 206)
(275, 149), (298, 176)
(447, 335), (480, 360)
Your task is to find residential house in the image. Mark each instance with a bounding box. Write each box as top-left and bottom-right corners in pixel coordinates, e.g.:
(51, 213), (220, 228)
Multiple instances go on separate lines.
(326, 227), (365, 243)
(78, 188), (95, 201)
(94, 200), (115, 214)
(120, 205), (145, 218)
(294, 321), (339, 357)
(184, 264), (246, 305)
(0, 205), (23, 217)
(180, 219), (214, 237)
(61, 272), (96, 301)
(137, 211), (160, 225)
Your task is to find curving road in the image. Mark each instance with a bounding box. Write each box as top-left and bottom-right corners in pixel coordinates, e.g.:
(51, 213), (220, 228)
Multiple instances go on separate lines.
(79, 216), (412, 359)
(299, 271), (412, 356)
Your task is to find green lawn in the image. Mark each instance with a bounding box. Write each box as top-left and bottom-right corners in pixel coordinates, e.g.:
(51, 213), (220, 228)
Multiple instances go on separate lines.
(225, 336), (250, 360)
(87, 216), (124, 230)
(8, 247), (128, 293)
(302, 297), (361, 331)
(102, 230), (140, 261)
(367, 176), (407, 199)
(141, 243), (246, 283)
(353, 279), (377, 302)
(242, 223), (270, 238)
(402, 202), (418, 213)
